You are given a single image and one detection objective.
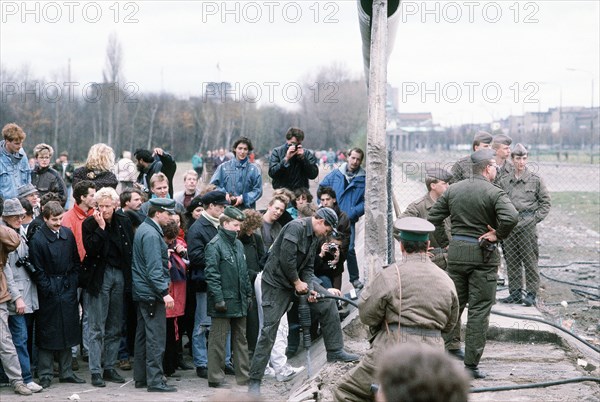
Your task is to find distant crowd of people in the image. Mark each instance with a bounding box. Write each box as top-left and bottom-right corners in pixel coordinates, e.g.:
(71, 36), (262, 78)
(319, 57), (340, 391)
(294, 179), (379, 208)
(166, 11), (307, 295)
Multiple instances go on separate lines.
(1, 121), (550, 400)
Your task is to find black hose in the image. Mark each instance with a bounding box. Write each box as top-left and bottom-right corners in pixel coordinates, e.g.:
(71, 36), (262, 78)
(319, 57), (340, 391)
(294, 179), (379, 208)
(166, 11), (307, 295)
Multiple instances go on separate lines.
(540, 261), (599, 269)
(491, 309), (600, 354)
(315, 293), (359, 308)
(571, 288), (600, 301)
(540, 271), (600, 291)
(471, 377), (600, 393)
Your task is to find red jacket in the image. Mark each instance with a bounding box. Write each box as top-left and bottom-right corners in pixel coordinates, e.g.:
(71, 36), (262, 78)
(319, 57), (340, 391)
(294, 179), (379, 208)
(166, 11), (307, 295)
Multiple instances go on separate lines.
(61, 204), (93, 261)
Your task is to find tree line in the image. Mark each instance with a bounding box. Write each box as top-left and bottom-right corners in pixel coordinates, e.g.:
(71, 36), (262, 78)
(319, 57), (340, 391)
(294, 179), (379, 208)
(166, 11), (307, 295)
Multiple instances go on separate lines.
(1, 35), (368, 162)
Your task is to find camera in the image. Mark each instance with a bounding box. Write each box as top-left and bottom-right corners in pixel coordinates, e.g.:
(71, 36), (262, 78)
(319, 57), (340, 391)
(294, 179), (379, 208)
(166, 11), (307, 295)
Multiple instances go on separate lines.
(327, 243), (338, 253)
(15, 256), (37, 275)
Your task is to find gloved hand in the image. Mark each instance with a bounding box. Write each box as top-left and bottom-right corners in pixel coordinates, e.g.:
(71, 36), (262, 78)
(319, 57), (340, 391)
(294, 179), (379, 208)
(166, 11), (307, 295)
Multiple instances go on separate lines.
(215, 301), (227, 313)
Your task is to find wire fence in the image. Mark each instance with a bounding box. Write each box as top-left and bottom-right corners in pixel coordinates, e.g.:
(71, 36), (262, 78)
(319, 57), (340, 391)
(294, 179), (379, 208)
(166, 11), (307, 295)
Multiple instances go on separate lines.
(389, 151), (600, 338)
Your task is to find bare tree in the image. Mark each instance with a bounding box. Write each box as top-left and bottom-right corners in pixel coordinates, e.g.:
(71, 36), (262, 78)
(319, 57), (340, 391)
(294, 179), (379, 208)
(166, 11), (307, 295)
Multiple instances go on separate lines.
(103, 32), (123, 148)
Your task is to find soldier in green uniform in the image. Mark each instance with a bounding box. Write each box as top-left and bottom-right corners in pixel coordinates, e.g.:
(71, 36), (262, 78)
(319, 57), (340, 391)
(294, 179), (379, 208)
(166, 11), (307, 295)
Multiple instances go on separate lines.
(449, 131), (493, 184)
(498, 144), (551, 306)
(333, 217), (459, 401)
(492, 134), (513, 184)
(428, 149), (518, 379)
(399, 167), (452, 270)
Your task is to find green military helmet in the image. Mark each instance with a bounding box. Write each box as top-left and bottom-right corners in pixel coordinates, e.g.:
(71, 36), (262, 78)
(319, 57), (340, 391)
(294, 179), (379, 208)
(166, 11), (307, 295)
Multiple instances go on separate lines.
(393, 217), (435, 242)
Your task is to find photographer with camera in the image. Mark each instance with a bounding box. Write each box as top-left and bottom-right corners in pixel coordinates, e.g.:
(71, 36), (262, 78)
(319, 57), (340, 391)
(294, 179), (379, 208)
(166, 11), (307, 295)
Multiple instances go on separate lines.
(268, 128), (319, 191)
(314, 237), (343, 291)
(0, 198), (42, 394)
(316, 187), (351, 291)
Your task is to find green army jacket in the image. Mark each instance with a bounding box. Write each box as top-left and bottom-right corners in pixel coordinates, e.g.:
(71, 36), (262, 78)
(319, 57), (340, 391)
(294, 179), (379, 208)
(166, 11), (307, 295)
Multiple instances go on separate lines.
(499, 167), (551, 226)
(428, 175), (518, 241)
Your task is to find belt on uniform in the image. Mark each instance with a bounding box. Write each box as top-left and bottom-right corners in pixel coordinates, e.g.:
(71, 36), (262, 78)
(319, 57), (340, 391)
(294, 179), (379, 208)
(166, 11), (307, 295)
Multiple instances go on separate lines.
(387, 323), (441, 338)
(452, 235), (479, 244)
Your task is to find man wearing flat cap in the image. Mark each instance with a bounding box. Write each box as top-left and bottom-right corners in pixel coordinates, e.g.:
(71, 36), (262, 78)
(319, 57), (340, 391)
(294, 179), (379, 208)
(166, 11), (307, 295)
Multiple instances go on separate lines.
(498, 144), (551, 307)
(248, 207), (357, 395)
(400, 167), (452, 270)
(334, 217), (459, 402)
(492, 134), (514, 183)
(205, 206), (252, 388)
(186, 191), (232, 378)
(428, 149), (518, 379)
(450, 131), (493, 184)
(131, 197), (177, 392)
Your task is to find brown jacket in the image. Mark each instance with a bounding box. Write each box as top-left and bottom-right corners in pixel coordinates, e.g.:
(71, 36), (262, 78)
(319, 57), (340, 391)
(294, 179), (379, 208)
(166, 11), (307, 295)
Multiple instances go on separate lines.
(1, 224), (20, 303)
(359, 254), (459, 338)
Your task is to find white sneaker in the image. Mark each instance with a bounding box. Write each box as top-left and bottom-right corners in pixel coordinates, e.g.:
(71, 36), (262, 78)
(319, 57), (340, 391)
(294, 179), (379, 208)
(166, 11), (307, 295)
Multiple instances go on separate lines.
(263, 366), (276, 379)
(13, 382), (33, 395)
(276, 365), (305, 382)
(26, 381), (43, 393)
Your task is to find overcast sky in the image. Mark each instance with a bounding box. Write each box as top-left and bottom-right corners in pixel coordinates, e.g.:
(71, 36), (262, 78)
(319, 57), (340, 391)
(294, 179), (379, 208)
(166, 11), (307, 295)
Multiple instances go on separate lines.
(1, 0), (598, 126)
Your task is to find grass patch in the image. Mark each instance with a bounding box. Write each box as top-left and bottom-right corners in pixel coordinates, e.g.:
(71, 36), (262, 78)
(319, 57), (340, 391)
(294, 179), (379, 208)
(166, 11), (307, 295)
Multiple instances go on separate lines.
(551, 192), (600, 233)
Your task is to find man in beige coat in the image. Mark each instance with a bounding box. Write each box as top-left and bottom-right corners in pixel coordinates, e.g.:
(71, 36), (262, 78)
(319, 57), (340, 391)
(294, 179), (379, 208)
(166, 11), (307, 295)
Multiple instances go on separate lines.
(334, 217), (459, 402)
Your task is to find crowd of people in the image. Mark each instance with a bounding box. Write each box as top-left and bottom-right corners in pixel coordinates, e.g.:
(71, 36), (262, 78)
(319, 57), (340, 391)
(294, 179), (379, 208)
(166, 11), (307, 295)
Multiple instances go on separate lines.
(0, 121), (550, 400)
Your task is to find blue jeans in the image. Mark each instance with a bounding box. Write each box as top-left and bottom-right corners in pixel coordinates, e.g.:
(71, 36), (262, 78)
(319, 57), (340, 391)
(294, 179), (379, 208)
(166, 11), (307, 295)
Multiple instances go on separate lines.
(347, 223), (360, 282)
(85, 266), (124, 374)
(8, 314), (33, 383)
(192, 292), (231, 368)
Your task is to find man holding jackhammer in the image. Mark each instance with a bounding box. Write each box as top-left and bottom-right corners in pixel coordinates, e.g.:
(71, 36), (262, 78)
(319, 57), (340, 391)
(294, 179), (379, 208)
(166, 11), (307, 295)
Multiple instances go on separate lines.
(248, 207), (357, 396)
(334, 217), (459, 402)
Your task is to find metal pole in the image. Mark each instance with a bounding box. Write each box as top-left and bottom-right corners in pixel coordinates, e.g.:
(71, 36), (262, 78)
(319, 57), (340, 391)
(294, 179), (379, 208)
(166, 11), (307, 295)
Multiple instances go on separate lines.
(365, 0), (389, 284)
(387, 149), (394, 264)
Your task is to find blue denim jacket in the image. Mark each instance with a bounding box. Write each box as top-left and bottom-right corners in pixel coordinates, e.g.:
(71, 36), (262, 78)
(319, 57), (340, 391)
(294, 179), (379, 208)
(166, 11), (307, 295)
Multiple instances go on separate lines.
(0, 141), (31, 199)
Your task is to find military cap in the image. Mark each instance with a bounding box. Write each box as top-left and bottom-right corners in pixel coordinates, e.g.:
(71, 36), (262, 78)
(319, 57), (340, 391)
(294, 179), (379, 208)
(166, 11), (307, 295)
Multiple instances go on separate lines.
(473, 131), (493, 145)
(425, 167), (453, 183)
(393, 217), (435, 242)
(223, 206), (245, 221)
(315, 207), (338, 232)
(512, 143), (528, 156)
(471, 149), (496, 164)
(493, 134), (512, 146)
(2, 198), (26, 217)
(149, 198), (176, 214)
(186, 195), (203, 214)
(17, 183), (38, 198)
(200, 191), (229, 206)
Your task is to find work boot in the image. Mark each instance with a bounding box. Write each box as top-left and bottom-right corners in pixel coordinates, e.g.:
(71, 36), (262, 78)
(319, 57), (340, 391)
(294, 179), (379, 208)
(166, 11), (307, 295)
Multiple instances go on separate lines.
(499, 290), (522, 304)
(103, 369), (125, 383)
(523, 292), (536, 307)
(91, 373), (106, 387)
(326, 349), (359, 362)
(465, 365), (486, 379)
(248, 379), (261, 395)
(196, 366), (208, 378)
(447, 349), (465, 360)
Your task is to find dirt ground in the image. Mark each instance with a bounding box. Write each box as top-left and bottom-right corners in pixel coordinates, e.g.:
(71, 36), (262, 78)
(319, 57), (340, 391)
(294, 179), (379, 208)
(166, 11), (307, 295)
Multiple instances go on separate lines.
(3, 159), (597, 401)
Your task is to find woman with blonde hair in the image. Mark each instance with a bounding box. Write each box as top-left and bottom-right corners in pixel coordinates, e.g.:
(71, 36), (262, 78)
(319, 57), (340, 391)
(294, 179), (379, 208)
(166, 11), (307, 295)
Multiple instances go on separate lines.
(73, 144), (118, 190)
